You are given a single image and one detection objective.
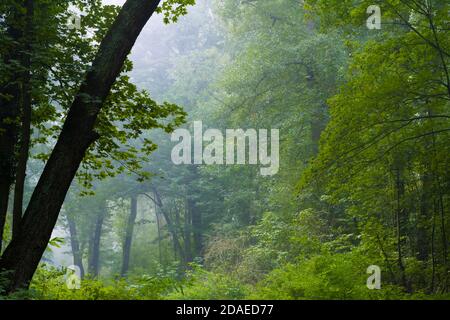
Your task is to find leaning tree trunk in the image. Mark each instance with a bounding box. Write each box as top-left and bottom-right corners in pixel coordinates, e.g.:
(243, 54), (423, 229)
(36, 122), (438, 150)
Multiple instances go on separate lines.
(0, 0), (162, 292)
(121, 195), (138, 277)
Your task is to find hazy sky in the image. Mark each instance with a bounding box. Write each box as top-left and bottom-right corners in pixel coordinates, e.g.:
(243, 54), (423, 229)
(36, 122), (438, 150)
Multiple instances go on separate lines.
(103, 0), (126, 5)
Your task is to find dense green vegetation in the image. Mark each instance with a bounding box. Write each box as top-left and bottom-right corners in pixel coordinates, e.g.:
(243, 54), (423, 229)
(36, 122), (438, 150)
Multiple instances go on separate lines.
(0, 0), (449, 300)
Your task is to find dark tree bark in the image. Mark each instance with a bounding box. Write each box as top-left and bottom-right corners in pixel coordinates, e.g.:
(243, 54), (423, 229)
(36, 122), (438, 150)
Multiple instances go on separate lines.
(0, 0), (162, 292)
(121, 195), (138, 277)
(0, 183), (11, 253)
(0, 4), (26, 253)
(88, 207), (106, 278)
(12, 76), (32, 241)
(0, 84), (19, 254)
(67, 216), (84, 278)
(12, 0), (34, 241)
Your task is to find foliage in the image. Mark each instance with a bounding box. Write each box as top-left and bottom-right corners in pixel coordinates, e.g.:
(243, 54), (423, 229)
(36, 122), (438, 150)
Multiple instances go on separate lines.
(29, 264), (183, 300)
(249, 251), (437, 300)
(1, 0), (448, 301)
(166, 264), (249, 300)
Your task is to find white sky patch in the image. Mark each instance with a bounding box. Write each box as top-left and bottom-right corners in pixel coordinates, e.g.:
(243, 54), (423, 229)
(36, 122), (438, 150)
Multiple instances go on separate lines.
(102, 0), (126, 5)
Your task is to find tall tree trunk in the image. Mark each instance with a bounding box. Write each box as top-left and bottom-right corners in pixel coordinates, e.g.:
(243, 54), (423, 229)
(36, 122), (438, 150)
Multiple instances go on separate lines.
(67, 216), (84, 278)
(88, 208), (106, 278)
(184, 198), (192, 264)
(0, 0), (162, 292)
(427, 109), (448, 292)
(121, 195), (138, 277)
(174, 202), (184, 261)
(189, 197), (202, 258)
(417, 172), (431, 261)
(145, 188), (185, 261)
(395, 167), (409, 292)
(187, 166), (202, 258)
(0, 4), (26, 253)
(438, 190), (448, 292)
(431, 200), (437, 292)
(12, 79), (32, 241)
(310, 103), (327, 155)
(12, 0), (34, 241)
(155, 204), (163, 265)
(303, 64), (326, 156)
(0, 90), (19, 254)
(0, 183), (11, 254)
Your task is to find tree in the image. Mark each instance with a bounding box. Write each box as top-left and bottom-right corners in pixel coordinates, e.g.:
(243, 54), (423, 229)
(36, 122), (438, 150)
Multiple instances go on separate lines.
(301, 0), (450, 293)
(0, 0), (194, 292)
(121, 195), (138, 277)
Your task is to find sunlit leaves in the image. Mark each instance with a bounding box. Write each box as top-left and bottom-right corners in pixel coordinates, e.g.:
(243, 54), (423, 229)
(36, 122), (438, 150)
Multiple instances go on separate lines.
(156, 0), (196, 24)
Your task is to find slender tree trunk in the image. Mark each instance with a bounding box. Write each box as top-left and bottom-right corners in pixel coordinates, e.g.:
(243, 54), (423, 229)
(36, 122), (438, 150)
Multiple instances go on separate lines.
(0, 184), (10, 253)
(395, 167), (409, 292)
(12, 0), (34, 241)
(67, 216), (84, 278)
(187, 166), (202, 258)
(0, 91), (18, 254)
(375, 234), (396, 282)
(155, 204), (163, 265)
(438, 193), (448, 292)
(184, 198), (192, 264)
(146, 188), (185, 261)
(431, 201), (437, 293)
(310, 103), (327, 155)
(302, 64), (326, 155)
(121, 195), (138, 277)
(88, 208), (106, 278)
(0, 0), (162, 292)
(189, 198), (202, 258)
(174, 203), (184, 260)
(427, 109), (448, 292)
(417, 172), (431, 261)
(12, 82), (32, 241)
(0, 7), (25, 253)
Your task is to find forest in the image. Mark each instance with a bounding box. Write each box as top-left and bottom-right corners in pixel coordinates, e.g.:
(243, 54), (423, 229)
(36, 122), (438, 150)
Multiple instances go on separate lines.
(0, 0), (449, 300)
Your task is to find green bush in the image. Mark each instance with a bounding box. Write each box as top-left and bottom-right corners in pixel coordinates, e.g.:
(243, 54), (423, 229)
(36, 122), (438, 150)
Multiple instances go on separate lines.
(249, 251), (414, 300)
(166, 266), (249, 300)
(29, 264), (182, 300)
